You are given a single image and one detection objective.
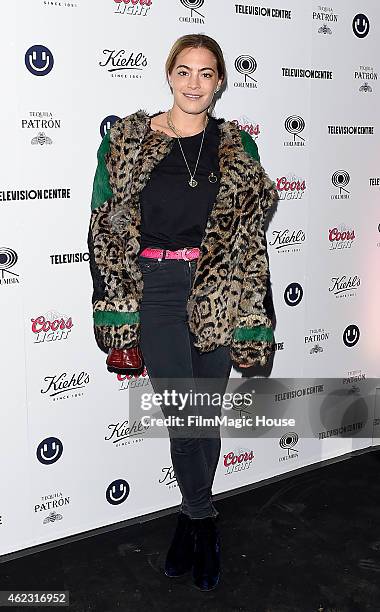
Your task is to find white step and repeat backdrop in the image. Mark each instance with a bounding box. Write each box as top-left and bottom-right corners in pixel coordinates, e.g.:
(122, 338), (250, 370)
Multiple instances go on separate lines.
(1, 0), (379, 557)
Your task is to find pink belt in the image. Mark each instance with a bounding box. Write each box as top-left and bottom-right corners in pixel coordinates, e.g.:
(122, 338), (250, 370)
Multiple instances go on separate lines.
(139, 247), (200, 261)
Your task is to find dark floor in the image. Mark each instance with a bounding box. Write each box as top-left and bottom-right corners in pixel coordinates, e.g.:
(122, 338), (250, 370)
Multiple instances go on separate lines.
(2, 450), (380, 612)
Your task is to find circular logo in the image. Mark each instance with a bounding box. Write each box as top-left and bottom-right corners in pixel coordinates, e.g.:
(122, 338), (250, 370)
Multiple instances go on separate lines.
(0, 247), (18, 271)
(100, 115), (121, 138)
(284, 115), (305, 136)
(106, 479), (130, 505)
(284, 282), (303, 306)
(180, 0), (204, 9)
(332, 170), (350, 189)
(279, 432), (299, 451)
(36, 437), (63, 465)
(343, 324), (360, 347)
(352, 14), (370, 38)
(234, 55), (257, 77)
(25, 45), (54, 76)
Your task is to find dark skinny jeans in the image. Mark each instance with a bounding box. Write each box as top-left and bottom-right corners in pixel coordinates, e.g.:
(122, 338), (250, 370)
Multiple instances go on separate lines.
(138, 254), (232, 519)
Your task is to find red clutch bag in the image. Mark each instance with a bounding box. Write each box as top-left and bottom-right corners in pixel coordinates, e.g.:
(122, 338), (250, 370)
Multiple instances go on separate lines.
(106, 346), (144, 373)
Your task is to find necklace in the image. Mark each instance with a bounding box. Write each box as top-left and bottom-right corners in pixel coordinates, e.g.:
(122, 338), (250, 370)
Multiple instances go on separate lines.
(167, 110), (218, 188)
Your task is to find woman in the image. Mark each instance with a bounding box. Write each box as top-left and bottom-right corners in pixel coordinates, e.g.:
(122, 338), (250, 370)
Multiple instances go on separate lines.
(88, 34), (278, 591)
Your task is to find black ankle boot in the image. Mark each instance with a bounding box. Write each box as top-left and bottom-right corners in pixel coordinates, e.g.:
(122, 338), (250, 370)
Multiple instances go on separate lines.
(164, 512), (195, 577)
(192, 516), (221, 591)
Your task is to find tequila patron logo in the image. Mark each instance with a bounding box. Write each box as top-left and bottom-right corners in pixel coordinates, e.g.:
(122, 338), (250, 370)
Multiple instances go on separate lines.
(355, 65), (377, 93)
(276, 174), (306, 200)
(178, 0), (205, 23)
(343, 369), (366, 384)
(22, 111), (61, 146)
(284, 116), (306, 147)
(99, 49), (148, 78)
(331, 170), (350, 199)
(0, 247), (19, 286)
(328, 225), (355, 250)
(234, 55), (258, 88)
(269, 229), (306, 254)
(34, 491), (70, 526)
(113, 0), (152, 17)
(31, 311), (74, 343)
(305, 328), (330, 354)
(313, 5), (338, 35)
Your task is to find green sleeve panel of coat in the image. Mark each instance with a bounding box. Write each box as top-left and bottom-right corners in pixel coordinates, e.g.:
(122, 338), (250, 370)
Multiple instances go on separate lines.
(240, 130), (260, 163)
(91, 131), (113, 211)
(88, 130), (140, 352)
(230, 131), (275, 367)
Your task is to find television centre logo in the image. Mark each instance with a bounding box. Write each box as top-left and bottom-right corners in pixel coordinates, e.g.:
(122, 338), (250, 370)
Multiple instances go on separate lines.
(234, 55), (258, 89)
(279, 432), (299, 462)
(178, 0), (205, 23)
(235, 5), (291, 19)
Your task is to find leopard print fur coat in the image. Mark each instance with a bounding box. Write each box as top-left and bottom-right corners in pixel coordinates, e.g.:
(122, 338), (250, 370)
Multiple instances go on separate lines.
(88, 110), (278, 367)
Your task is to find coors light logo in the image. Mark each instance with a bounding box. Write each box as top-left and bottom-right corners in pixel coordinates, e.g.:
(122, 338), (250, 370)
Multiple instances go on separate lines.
(31, 311), (73, 343)
(276, 174), (306, 200)
(328, 225), (356, 250)
(223, 449), (254, 475)
(113, 0), (152, 17)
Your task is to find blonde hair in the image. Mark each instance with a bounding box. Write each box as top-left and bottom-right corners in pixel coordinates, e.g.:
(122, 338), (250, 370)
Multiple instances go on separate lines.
(165, 34), (226, 87)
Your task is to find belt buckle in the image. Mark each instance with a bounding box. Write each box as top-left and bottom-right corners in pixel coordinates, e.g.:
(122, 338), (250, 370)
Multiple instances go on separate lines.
(181, 247), (192, 261)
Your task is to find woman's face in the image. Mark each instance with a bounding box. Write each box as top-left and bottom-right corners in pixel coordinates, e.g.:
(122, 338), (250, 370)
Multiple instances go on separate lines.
(168, 46), (223, 116)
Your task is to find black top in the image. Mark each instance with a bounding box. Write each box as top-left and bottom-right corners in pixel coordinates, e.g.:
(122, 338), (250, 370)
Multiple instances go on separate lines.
(138, 115), (221, 253)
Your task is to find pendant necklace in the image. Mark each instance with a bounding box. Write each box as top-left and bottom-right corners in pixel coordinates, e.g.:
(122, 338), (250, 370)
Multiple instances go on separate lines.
(167, 110), (218, 188)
